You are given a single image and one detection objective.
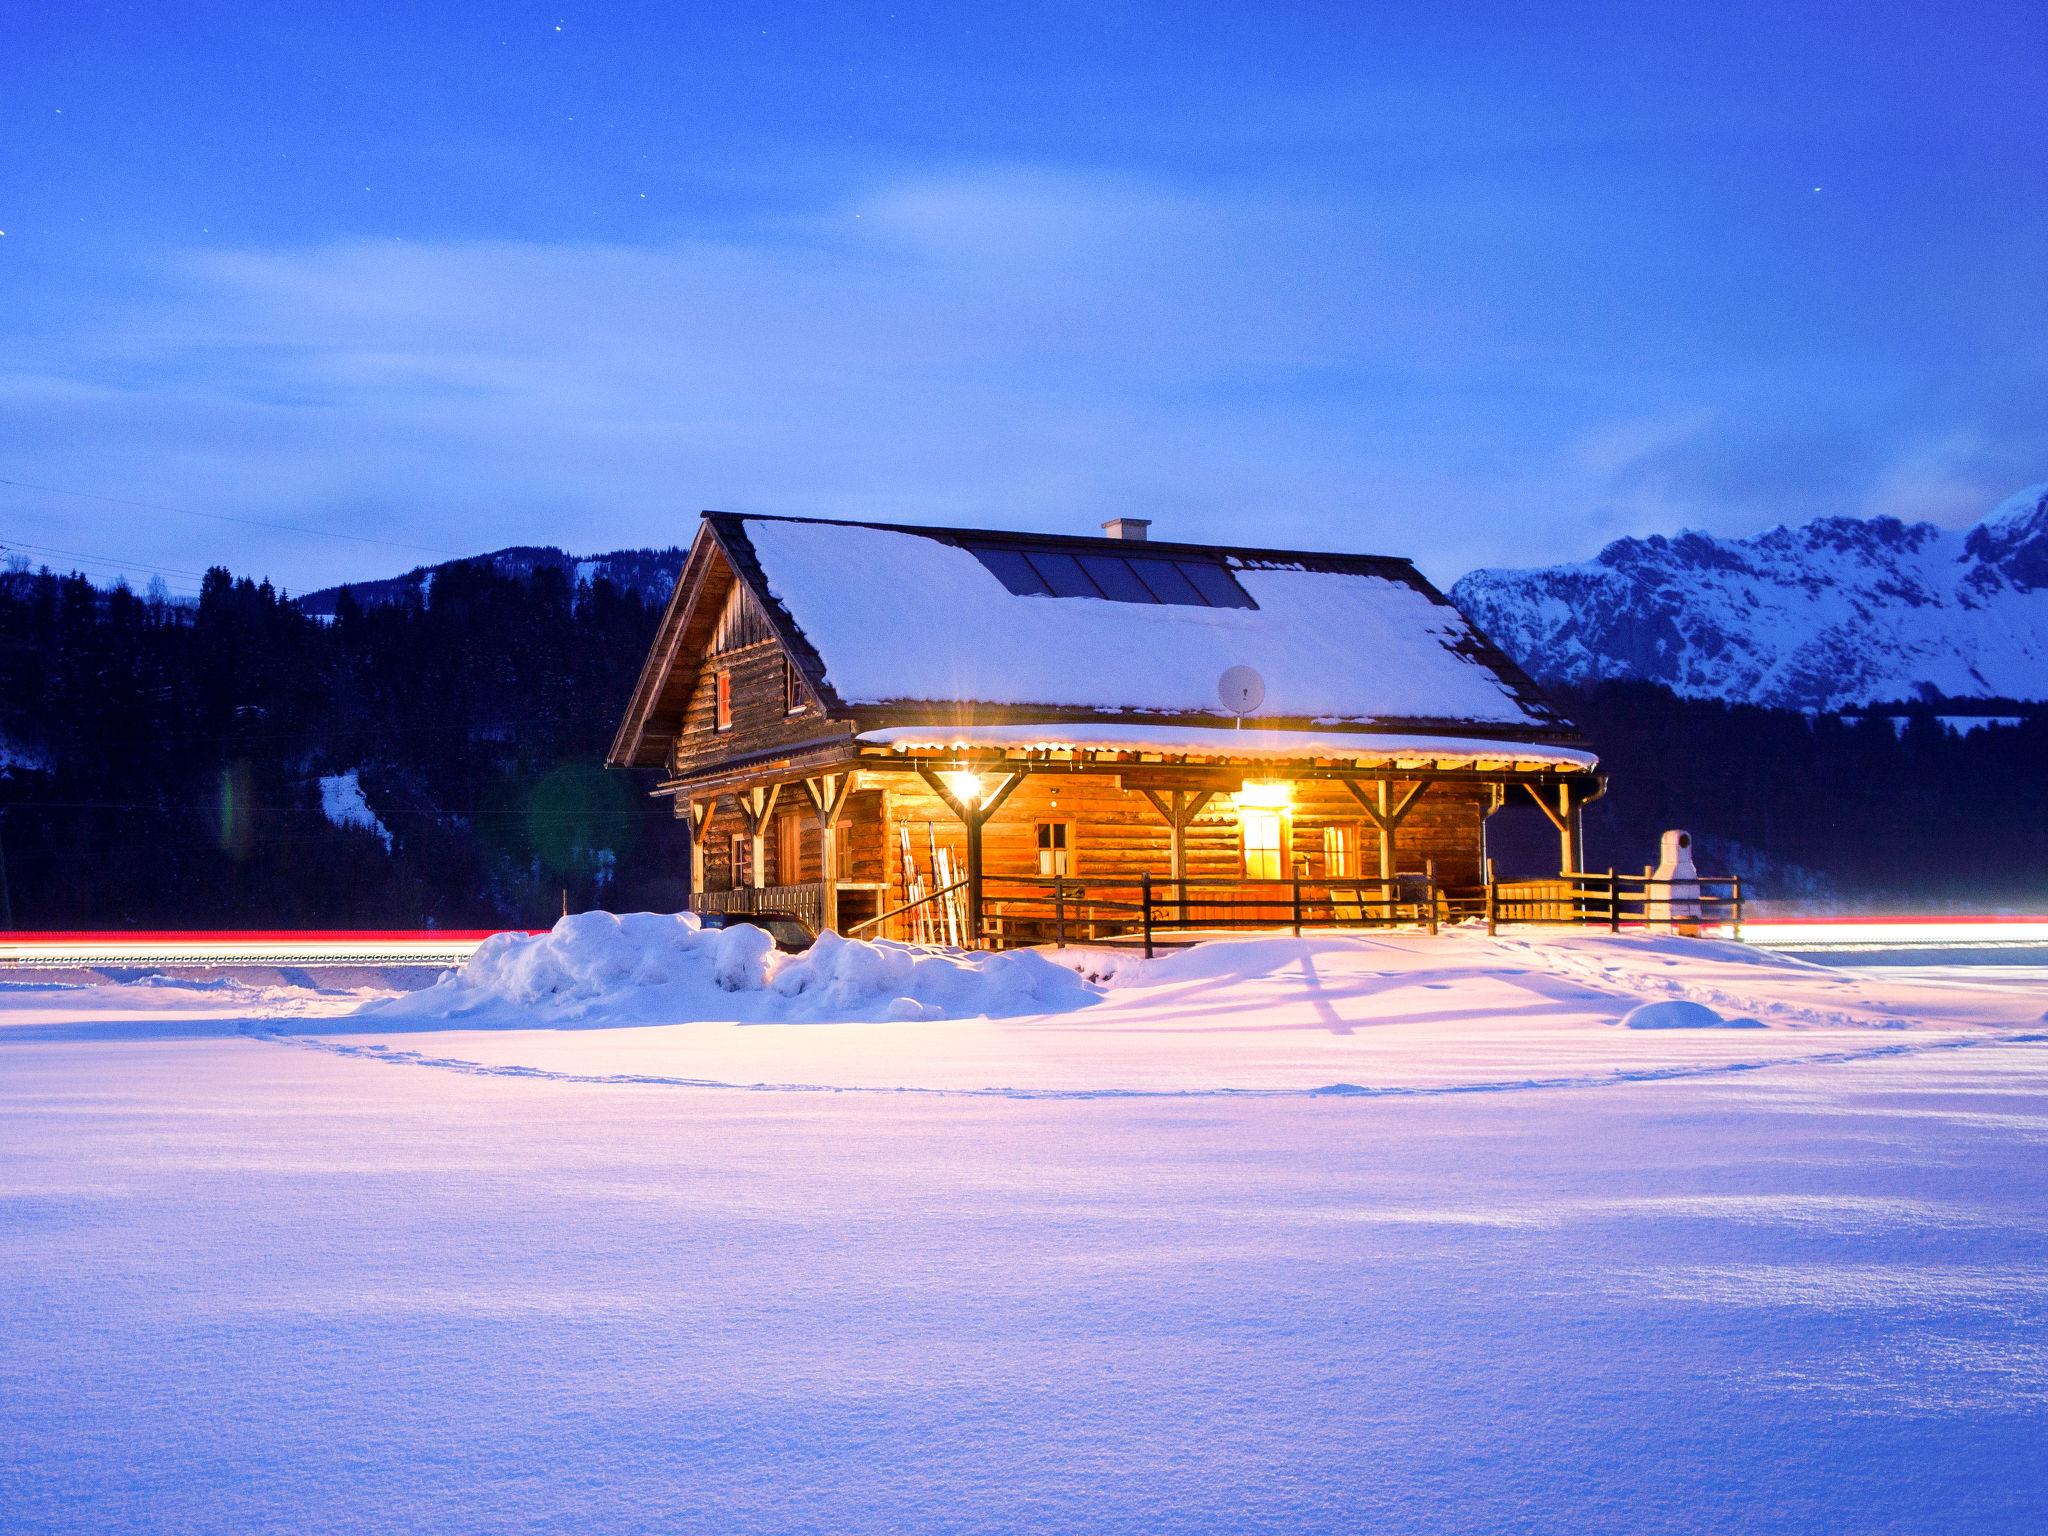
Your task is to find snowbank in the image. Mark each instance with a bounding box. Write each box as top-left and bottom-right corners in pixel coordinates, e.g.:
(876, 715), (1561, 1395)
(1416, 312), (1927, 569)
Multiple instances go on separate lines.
(1621, 999), (1765, 1030)
(361, 910), (1099, 1026)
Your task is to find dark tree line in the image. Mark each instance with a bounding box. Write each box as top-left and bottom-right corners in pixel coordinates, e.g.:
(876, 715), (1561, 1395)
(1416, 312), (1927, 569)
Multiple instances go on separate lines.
(1, 565), (2042, 926)
(1491, 681), (2048, 908)
(0, 561), (690, 929)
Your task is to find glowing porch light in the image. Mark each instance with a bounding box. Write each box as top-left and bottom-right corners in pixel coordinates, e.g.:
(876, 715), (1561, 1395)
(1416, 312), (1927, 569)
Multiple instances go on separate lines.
(940, 769), (985, 806)
(1233, 779), (1294, 810)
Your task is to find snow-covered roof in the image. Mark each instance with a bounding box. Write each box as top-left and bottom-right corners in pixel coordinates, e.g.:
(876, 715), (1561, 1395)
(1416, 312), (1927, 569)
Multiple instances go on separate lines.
(858, 723), (1598, 771)
(731, 516), (1563, 731)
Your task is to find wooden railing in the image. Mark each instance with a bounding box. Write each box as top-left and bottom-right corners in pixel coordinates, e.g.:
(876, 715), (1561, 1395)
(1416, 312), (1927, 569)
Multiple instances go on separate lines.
(975, 868), (1740, 956)
(842, 879), (966, 940)
(1487, 871), (1742, 936)
(689, 883), (824, 933)
(685, 870), (1739, 955)
(981, 872), (1448, 955)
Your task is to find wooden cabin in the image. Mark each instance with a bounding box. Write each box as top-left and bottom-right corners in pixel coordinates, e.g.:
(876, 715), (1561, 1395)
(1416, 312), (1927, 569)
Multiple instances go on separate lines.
(607, 513), (1601, 944)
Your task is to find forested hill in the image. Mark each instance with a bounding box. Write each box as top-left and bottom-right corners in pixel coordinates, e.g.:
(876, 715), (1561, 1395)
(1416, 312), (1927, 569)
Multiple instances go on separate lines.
(0, 560), (690, 929)
(0, 558), (2044, 926)
(295, 543), (686, 617)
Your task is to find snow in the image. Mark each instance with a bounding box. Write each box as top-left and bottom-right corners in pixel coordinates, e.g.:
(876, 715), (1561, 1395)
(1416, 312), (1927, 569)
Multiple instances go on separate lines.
(1453, 492), (2048, 709)
(368, 909), (1098, 1026)
(1621, 998), (1764, 1029)
(742, 518), (1548, 726)
(5, 930), (2047, 1532)
(317, 769), (392, 849)
(860, 721), (1598, 769)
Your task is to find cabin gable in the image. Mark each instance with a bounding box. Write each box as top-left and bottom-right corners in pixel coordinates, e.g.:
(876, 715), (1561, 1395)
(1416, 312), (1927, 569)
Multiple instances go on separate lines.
(659, 544), (853, 781)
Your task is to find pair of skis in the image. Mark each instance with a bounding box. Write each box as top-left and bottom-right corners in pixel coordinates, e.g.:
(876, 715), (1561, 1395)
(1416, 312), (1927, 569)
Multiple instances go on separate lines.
(897, 823), (966, 946)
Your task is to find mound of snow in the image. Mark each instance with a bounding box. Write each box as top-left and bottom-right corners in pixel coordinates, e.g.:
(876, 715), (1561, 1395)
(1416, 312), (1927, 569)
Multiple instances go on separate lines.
(361, 911), (1099, 1026)
(1621, 999), (1765, 1030)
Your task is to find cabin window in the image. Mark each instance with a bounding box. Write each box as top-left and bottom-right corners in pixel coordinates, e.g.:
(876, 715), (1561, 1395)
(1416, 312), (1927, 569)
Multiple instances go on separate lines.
(1240, 808), (1287, 880)
(774, 809), (804, 886)
(784, 659), (806, 715)
(729, 832), (749, 888)
(1324, 823), (1360, 879)
(835, 828), (855, 881)
(714, 668), (732, 730)
(1036, 821), (1072, 876)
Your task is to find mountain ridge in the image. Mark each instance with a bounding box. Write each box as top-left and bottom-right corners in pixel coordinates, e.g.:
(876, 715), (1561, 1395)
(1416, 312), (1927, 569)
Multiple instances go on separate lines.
(1450, 485), (2048, 710)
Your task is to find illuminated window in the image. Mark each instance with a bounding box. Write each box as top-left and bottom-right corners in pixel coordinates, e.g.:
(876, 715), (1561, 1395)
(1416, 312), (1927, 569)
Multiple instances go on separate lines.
(1324, 823), (1360, 879)
(728, 831), (748, 887)
(714, 669), (732, 731)
(1240, 807), (1286, 880)
(1036, 821), (1072, 876)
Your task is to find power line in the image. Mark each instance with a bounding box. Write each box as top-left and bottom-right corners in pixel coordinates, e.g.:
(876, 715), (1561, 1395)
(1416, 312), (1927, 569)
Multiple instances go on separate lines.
(0, 535), (214, 585)
(0, 475), (464, 559)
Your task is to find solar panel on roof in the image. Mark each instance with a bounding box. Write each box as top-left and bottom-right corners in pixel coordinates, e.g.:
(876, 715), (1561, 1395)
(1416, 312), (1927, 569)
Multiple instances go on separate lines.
(1127, 557), (1204, 604)
(1177, 560), (1254, 608)
(1023, 550), (1102, 598)
(962, 539), (1258, 609)
(1077, 553), (1158, 603)
(974, 546), (1051, 596)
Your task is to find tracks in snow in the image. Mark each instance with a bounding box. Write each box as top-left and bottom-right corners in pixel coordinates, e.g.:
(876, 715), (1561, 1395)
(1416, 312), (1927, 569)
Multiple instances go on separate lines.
(242, 1022), (2048, 1102)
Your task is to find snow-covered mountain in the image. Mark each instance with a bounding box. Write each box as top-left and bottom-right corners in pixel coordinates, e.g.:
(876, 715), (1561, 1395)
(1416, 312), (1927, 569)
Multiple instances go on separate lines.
(296, 544), (684, 616)
(1450, 485), (2048, 710)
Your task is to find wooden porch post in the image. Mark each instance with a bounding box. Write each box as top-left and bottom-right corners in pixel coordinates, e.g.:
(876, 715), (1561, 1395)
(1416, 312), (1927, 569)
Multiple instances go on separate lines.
(1137, 788), (1215, 921)
(686, 799), (712, 903)
(1344, 778), (1431, 885)
(916, 767), (1024, 947)
(1521, 782), (1583, 876)
(802, 772), (855, 933)
(734, 783), (782, 891)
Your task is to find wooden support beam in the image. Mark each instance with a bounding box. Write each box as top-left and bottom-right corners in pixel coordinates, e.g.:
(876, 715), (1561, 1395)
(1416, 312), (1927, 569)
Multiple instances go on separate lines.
(733, 783), (783, 890)
(1343, 778), (1431, 880)
(1521, 780), (1569, 833)
(915, 767), (1024, 945)
(686, 798), (713, 900)
(802, 772), (855, 932)
(1137, 787), (1215, 919)
(1522, 782), (1581, 873)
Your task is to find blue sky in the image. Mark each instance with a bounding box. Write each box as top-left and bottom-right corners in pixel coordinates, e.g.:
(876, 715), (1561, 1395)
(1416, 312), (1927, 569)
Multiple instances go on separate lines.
(5, 2), (2046, 594)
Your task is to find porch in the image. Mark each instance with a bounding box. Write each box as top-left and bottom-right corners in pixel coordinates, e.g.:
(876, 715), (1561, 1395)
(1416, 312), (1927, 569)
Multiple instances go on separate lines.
(669, 736), (1716, 951)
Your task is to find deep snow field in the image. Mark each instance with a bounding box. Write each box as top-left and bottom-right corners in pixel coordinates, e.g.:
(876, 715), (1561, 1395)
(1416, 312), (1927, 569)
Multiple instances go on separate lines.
(4, 922), (2047, 1534)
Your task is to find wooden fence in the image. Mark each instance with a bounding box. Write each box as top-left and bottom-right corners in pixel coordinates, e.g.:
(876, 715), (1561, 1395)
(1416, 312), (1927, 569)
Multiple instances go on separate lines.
(689, 883), (824, 933)
(688, 868), (1741, 956)
(974, 868), (1740, 956)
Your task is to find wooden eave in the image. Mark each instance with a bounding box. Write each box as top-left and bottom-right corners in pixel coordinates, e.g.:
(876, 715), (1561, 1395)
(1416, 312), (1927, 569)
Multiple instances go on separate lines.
(836, 701), (1592, 750)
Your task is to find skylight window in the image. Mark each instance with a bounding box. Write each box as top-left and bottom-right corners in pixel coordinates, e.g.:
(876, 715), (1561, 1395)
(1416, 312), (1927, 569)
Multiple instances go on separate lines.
(964, 540), (1255, 608)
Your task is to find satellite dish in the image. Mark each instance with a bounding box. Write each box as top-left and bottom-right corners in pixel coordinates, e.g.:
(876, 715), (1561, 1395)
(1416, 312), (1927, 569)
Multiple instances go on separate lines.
(1218, 665), (1266, 718)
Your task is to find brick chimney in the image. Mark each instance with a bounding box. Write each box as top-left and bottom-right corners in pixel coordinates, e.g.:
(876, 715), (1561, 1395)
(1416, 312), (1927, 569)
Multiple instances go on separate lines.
(1100, 517), (1151, 541)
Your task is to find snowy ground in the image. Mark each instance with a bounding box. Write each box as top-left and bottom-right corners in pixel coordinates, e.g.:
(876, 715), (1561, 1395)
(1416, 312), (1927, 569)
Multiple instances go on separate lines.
(3, 929), (2046, 1533)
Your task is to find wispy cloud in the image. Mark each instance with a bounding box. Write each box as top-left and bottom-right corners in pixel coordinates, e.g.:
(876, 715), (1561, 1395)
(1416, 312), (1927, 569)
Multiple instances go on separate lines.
(3, 164), (2043, 589)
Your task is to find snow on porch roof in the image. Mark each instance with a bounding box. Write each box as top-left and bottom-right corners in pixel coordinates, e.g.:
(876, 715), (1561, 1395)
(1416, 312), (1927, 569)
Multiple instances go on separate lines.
(859, 723), (1599, 772)
(732, 516), (1563, 731)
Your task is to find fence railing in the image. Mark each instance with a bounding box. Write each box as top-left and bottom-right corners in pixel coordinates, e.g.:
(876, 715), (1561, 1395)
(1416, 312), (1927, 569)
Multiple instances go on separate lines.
(842, 879), (966, 940)
(1488, 871), (1741, 937)
(688, 869), (1740, 956)
(689, 882), (824, 933)
(981, 872), (1447, 956)
(978, 868), (1740, 956)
